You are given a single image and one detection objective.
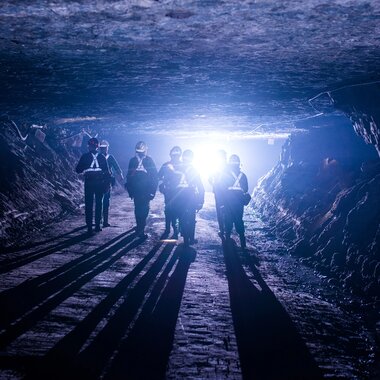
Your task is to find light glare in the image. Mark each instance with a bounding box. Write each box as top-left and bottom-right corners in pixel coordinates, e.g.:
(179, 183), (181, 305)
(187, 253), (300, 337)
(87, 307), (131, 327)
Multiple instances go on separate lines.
(192, 143), (227, 180)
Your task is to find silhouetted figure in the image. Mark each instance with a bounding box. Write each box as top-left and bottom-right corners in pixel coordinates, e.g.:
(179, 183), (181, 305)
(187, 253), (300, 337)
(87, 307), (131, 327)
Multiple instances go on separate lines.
(158, 146), (182, 239)
(209, 149), (229, 238)
(76, 138), (111, 235)
(172, 149), (204, 247)
(99, 140), (124, 228)
(125, 141), (158, 239)
(223, 154), (250, 248)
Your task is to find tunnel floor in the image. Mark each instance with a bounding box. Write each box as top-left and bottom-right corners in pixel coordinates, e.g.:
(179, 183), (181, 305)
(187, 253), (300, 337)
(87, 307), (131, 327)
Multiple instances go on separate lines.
(0, 193), (375, 379)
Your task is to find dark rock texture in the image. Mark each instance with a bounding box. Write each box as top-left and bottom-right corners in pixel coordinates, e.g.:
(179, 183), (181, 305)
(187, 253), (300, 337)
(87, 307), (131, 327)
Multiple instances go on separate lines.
(330, 82), (380, 156)
(0, 121), (83, 247)
(0, 1), (379, 134)
(252, 117), (380, 298)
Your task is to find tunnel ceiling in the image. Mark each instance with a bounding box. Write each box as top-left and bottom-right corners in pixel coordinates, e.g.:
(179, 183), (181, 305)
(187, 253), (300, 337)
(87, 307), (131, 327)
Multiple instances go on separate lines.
(1, 0), (380, 136)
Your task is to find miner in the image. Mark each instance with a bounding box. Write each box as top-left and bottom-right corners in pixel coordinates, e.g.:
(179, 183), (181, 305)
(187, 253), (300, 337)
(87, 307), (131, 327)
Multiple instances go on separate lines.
(75, 137), (111, 235)
(158, 146), (183, 239)
(125, 141), (158, 239)
(171, 149), (204, 247)
(99, 140), (124, 228)
(208, 149), (229, 239)
(223, 154), (250, 249)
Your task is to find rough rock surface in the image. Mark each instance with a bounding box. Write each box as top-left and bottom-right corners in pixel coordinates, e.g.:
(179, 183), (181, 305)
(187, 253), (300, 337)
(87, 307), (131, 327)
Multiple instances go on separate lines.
(0, 121), (83, 247)
(330, 82), (380, 156)
(252, 119), (380, 302)
(0, 1), (380, 134)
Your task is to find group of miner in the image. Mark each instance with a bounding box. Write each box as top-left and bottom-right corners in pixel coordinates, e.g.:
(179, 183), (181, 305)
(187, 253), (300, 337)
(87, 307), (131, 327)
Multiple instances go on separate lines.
(75, 138), (251, 248)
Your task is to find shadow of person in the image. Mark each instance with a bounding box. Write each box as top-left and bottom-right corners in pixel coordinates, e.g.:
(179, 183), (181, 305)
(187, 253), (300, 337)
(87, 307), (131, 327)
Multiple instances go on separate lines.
(25, 238), (165, 380)
(39, 244), (195, 380)
(0, 230), (137, 344)
(103, 245), (197, 380)
(0, 227), (101, 274)
(2, 225), (88, 254)
(222, 238), (323, 380)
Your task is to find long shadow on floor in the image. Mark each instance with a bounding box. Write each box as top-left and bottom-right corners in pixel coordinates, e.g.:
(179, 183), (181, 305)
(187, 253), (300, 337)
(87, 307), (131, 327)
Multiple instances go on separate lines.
(0, 226), (104, 273)
(2, 225), (88, 254)
(28, 244), (195, 380)
(223, 238), (323, 380)
(0, 229), (139, 348)
(104, 245), (196, 380)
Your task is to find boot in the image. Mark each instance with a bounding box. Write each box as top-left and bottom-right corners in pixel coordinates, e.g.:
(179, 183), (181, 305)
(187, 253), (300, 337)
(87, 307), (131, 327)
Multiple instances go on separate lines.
(160, 215), (171, 239)
(172, 227), (179, 240)
(136, 222), (148, 239)
(103, 209), (110, 227)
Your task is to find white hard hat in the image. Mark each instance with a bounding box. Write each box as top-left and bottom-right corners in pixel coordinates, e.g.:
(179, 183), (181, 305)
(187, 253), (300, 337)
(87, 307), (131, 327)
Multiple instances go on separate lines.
(135, 141), (147, 153)
(229, 154), (240, 165)
(170, 146), (182, 156)
(99, 140), (109, 148)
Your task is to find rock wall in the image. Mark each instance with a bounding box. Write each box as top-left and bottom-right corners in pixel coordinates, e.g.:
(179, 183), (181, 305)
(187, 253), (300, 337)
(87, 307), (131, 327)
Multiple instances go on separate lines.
(330, 82), (380, 156)
(253, 118), (380, 298)
(0, 121), (83, 248)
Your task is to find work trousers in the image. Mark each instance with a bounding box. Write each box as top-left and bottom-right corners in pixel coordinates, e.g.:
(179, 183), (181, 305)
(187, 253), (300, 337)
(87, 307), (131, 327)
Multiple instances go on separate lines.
(171, 189), (197, 240)
(134, 195), (150, 234)
(224, 193), (245, 236)
(214, 194), (225, 234)
(164, 191), (178, 231)
(103, 189), (111, 224)
(84, 182), (103, 229)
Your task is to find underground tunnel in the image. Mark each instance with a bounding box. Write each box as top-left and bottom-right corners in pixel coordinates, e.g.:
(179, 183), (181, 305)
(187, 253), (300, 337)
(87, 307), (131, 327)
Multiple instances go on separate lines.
(0, 1), (379, 379)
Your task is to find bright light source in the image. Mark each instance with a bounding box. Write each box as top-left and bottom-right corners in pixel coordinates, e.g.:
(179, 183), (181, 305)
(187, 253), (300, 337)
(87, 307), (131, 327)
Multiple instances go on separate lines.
(191, 143), (228, 180)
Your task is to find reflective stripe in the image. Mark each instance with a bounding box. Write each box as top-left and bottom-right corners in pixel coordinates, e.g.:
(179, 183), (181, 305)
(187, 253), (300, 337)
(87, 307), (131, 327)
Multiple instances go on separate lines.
(83, 153), (102, 173)
(177, 166), (193, 188)
(177, 172), (189, 188)
(136, 156), (147, 173)
(83, 168), (102, 173)
(228, 172), (243, 191)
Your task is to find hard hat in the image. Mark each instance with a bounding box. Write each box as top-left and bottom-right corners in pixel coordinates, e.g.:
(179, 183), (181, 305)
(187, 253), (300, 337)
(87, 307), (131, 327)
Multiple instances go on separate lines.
(99, 140), (109, 148)
(135, 141), (147, 153)
(229, 154), (240, 165)
(88, 137), (99, 147)
(170, 146), (182, 156)
(182, 149), (194, 162)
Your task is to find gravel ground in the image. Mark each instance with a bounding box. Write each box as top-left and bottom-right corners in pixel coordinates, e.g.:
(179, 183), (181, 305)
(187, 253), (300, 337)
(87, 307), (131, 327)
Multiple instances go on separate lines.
(0, 193), (377, 379)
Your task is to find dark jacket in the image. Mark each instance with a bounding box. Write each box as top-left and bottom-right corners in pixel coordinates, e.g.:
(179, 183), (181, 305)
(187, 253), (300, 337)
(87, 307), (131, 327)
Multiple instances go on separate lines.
(105, 154), (123, 187)
(125, 155), (158, 198)
(76, 152), (110, 187)
(209, 165), (230, 201)
(224, 167), (249, 205)
(158, 160), (183, 196)
(175, 163), (205, 209)
(106, 154), (123, 177)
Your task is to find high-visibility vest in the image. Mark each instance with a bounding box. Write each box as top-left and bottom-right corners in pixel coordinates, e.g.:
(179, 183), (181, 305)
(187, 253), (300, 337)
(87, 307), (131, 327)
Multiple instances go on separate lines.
(83, 153), (102, 173)
(177, 172), (189, 188)
(177, 166), (192, 188)
(136, 156), (147, 173)
(228, 171), (243, 191)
